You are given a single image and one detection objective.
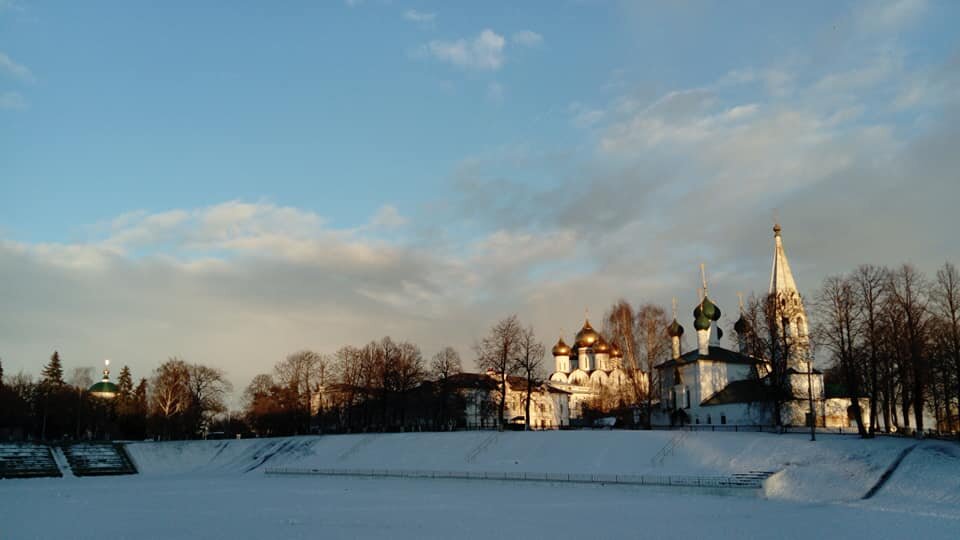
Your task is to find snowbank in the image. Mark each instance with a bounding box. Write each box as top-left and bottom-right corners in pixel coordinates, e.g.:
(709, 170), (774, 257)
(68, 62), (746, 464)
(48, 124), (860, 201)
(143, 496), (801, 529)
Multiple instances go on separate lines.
(122, 430), (943, 506)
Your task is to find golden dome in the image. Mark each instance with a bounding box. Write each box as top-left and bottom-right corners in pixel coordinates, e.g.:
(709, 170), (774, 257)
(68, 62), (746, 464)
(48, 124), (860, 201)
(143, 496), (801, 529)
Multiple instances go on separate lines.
(595, 334), (611, 353)
(610, 344), (623, 358)
(574, 319), (600, 348)
(552, 337), (571, 356)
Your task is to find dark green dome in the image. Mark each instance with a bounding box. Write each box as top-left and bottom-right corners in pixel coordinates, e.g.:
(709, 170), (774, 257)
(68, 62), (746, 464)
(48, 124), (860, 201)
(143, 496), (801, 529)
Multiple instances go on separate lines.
(693, 304), (702, 319)
(734, 315), (750, 334)
(668, 319), (685, 337)
(89, 380), (118, 398)
(694, 312), (711, 331)
(700, 296), (721, 321)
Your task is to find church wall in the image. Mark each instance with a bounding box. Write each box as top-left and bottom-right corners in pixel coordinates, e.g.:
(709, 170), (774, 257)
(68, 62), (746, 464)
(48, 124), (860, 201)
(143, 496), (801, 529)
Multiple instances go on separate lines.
(787, 372), (824, 399)
(697, 361), (752, 403)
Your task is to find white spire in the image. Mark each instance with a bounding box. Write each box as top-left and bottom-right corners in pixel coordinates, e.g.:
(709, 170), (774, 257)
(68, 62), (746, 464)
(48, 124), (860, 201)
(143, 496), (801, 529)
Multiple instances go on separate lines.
(767, 222), (811, 371)
(769, 223), (798, 296)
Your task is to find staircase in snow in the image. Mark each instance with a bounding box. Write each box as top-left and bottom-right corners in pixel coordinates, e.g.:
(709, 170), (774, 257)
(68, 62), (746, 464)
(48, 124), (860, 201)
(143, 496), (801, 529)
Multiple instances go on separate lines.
(60, 443), (137, 476)
(0, 443), (62, 479)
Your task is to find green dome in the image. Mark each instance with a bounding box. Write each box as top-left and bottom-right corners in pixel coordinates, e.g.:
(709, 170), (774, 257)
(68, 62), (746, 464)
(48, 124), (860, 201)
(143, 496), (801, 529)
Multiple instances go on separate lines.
(734, 315), (750, 334)
(694, 312), (711, 331)
(668, 319), (685, 337)
(700, 296), (721, 321)
(89, 380), (118, 398)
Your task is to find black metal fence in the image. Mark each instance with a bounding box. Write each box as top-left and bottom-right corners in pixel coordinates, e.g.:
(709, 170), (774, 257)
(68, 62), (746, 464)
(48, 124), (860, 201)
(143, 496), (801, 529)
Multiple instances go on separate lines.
(263, 466), (766, 489)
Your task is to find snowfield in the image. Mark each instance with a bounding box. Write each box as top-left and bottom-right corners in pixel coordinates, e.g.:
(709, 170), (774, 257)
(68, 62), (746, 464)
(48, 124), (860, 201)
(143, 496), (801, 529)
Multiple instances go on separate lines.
(1, 431), (958, 539)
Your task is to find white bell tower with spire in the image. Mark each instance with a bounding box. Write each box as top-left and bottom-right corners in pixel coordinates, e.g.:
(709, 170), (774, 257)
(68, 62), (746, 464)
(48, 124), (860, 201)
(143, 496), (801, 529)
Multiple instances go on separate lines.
(769, 223), (811, 371)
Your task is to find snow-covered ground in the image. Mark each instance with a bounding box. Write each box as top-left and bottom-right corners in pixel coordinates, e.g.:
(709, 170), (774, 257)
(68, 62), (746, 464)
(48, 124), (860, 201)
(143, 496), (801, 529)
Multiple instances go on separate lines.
(1, 431), (957, 539)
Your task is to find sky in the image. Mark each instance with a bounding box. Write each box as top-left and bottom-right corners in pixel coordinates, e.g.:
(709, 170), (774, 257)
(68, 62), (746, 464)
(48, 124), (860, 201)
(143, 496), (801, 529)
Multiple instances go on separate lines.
(1, 0), (958, 394)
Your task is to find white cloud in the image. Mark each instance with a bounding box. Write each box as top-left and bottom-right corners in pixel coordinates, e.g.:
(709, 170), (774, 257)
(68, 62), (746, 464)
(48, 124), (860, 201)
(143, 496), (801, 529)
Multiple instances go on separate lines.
(512, 30), (543, 47)
(0, 90), (25, 110)
(855, 0), (927, 33)
(369, 204), (408, 229)
(423, 29), (505, 71)
(404, 9), (436, 24)
(0, 52), (34, 82)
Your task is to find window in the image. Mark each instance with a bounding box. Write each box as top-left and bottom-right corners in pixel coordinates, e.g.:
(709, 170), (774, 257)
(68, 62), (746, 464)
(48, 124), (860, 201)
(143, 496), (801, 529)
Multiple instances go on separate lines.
(684, 386), (691, 409)
(707, 414), (712, 425)
(720, 414), (726, 425)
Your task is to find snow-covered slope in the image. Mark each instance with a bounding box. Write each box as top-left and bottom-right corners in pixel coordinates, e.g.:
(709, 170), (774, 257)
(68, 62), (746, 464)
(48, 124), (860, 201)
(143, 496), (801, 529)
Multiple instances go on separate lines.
(123, 430), (950, 507)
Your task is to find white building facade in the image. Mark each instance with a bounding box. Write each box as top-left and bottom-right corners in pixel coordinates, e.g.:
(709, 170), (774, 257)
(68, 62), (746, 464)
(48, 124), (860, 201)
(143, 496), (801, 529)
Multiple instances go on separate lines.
(652, 224), (868, 428)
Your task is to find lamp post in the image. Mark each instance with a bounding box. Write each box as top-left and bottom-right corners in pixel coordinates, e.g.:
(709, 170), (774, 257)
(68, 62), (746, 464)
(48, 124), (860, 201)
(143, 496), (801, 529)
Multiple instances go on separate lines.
(806, 351), (816, 442)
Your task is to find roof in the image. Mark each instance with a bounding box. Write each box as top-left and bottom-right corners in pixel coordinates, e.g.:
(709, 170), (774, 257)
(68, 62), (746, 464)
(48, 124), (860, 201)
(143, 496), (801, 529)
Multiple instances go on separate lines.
(701, 378), (780, 406)
(655, 346), (765, 370)
(88, 380), (118, 397)
(447, 373), (498, 390)
(770, 223), (799, 296)
(824, 382), (866, 399)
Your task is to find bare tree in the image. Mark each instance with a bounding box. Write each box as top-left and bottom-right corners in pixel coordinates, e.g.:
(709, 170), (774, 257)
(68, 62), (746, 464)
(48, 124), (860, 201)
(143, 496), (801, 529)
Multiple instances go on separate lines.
(386, 339), (425, 429)
(275, 350), (326, 433)
(475, 315), (522, 429)
(815, 275), (868, 437)
(636, 303), (669, 426)
(150, 357), (192, 439)
(513, 326), (545, 431)
(852, 264), (888, 433)
(68, 367), (94, 390)
(741, 293), (792, 426)
(431, 346), (462, 429)
(605, 300), (642, 408)
(887, 264), (930, 435)
(186, 363), (233, 433)
(932, 262), (960, 437)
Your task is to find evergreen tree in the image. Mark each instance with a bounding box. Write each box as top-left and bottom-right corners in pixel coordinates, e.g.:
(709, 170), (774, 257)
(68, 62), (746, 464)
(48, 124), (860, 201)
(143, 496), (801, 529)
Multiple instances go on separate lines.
(134, 377), (148, 406)
(117, 366), (134, 402)
(41, 351), (65, 387)
(0, 356), (4, 390)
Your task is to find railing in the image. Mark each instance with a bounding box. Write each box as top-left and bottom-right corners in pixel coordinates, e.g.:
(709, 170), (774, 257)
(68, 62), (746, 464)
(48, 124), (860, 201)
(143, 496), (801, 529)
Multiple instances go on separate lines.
(465, 432), (499, 463)
(650, 431), (687, 466)
(263, 466), (767, 489)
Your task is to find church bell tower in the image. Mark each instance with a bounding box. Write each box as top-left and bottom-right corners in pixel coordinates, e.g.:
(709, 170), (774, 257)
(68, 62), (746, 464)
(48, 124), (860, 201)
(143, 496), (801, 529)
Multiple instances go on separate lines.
(769, 223), (811, 371)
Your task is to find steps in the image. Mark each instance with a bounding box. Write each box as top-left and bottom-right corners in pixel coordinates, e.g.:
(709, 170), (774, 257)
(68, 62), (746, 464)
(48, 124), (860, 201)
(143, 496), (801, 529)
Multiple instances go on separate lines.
(60, 443), (137, 477)
(0, 443), (62, 479)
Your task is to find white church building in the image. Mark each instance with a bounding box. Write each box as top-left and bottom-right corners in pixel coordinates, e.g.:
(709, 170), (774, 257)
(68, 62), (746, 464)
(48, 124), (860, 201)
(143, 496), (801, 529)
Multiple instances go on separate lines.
(547, 319), (645, 423)
(650, 223), (864, 428)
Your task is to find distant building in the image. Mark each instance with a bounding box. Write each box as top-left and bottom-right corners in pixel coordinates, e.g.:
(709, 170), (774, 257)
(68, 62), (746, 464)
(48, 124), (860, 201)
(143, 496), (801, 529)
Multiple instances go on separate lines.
(450, 371), (571, 429)
(547, 320), (646, 423)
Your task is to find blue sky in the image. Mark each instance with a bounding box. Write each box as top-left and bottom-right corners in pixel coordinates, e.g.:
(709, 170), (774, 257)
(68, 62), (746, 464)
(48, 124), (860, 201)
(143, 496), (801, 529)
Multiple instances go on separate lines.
(2, 0), (959, 388)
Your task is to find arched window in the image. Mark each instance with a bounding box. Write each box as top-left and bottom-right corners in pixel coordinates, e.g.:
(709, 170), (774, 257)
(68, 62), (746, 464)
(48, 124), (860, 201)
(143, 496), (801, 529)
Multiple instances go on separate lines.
(796, 317), (806, 337)
(684, 386), (691, 409)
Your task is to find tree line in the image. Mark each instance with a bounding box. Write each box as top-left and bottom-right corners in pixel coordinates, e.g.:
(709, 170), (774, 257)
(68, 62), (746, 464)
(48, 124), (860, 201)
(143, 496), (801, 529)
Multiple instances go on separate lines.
(812, 262), (959, 438)
(0, 353), (229, 441)
(242, 316), (550, 435)
(4, 262), (955, 441)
